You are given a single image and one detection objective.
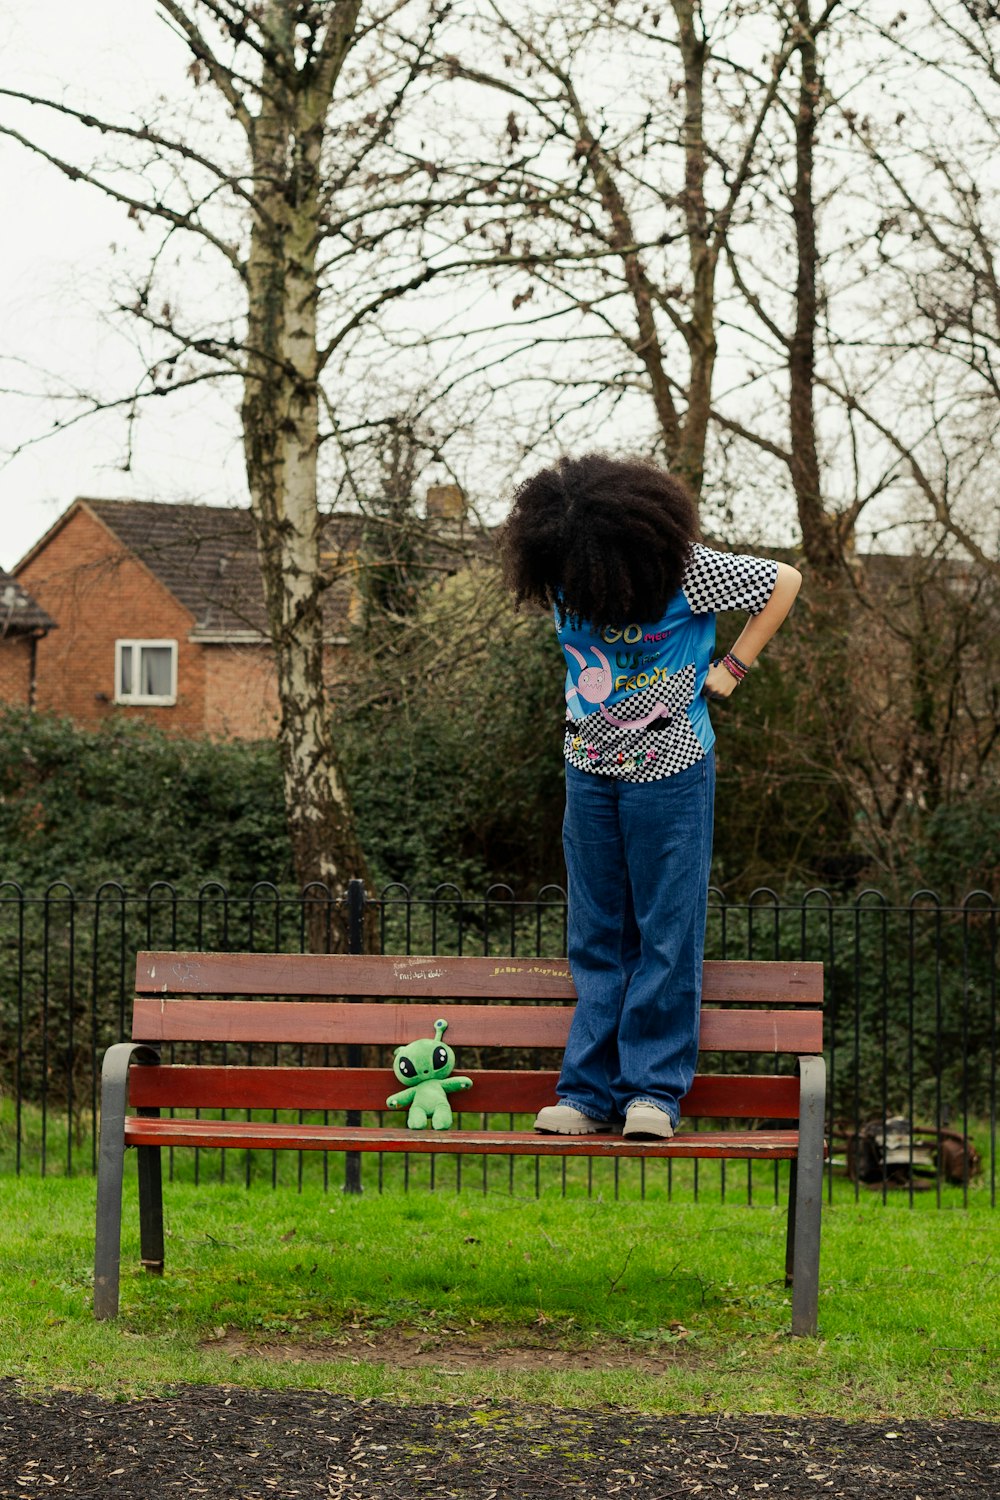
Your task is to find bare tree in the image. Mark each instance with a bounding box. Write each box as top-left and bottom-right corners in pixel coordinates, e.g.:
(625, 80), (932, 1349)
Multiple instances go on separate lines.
(5, 1), (996, 900)
(704, 1), (1000, 883)
(710, 2), (1000, 581)
(814, 1), (1000, 580)
(0, 0), (484, 912)
(432, 1), (845, 516)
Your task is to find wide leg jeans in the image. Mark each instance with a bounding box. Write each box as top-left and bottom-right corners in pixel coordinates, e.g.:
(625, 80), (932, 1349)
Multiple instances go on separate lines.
(557, 750), (715, 1125)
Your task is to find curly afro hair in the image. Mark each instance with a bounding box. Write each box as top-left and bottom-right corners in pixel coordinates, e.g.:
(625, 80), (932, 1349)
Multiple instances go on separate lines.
(498, 452), (699, 628)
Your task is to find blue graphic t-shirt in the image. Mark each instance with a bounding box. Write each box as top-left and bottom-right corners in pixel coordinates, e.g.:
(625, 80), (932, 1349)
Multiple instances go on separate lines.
(558, 543), (779, 782)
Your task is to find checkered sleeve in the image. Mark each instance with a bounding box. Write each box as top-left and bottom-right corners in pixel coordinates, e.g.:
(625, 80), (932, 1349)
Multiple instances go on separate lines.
(681, 543), (779, 616)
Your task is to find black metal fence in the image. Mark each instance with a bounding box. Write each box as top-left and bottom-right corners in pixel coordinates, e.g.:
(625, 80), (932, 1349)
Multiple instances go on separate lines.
(1, 879), (996, 1206)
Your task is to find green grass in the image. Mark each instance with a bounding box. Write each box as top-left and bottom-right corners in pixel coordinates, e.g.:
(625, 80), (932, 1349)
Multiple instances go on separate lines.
(1, 1170), (997, 1419)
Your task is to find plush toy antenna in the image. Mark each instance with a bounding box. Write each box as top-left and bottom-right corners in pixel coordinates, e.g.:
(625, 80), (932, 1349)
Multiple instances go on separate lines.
(434, 1018), (448, 1041)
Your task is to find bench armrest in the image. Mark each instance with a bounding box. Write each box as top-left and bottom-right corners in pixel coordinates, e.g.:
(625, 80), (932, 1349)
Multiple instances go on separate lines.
(796, 1054), (826, 1140)
(95, 1043), (161, 1321)
(99, 1042), (161, 1133)
(789, 1053), (826, 1336)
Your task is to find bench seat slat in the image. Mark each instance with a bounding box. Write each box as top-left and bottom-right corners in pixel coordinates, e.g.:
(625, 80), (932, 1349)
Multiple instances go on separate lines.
(136, 952), (824, 1006)
(131, 999), (823, 1053)
(127, 1066), (803, 1119)
(122, 1117), (805, 1159)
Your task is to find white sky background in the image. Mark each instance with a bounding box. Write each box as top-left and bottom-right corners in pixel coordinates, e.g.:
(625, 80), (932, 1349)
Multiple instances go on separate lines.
(0, 1), (813, 568)
(0, 0), (574, 568)
(0, 0), (251, 568)
(1, 3), (996, 571)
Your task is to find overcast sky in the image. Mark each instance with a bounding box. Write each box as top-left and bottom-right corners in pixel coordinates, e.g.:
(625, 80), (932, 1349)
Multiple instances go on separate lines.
(0, 0), (250, 569)
(0, 1), (787, 573)
(4, 3), (984, 573)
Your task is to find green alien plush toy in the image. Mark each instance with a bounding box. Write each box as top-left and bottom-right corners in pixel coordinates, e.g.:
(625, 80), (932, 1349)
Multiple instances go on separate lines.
(386, 1018), (473, 1130)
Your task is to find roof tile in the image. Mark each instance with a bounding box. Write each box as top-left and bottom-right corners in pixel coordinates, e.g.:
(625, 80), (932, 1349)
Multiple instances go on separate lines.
(84, 499), (363, 638)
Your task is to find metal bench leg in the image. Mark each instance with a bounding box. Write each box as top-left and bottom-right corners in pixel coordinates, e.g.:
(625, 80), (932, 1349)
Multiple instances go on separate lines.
(784, 1158), (798, 1289)
(94, 1043), (160, 1320)
(137, 1133), (164, 1276)
(790, 1055), (826, 1337)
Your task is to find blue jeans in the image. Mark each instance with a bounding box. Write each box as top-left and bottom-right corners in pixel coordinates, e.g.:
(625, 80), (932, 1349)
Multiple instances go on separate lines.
(558, 751), (715, 1126)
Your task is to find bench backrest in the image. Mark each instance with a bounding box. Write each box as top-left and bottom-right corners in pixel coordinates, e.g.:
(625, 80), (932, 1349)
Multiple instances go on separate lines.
(126, 953), (822, 1122)
(131, 952), (822, 1054)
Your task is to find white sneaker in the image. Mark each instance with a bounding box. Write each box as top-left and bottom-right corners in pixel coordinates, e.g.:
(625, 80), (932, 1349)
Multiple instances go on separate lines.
(623, 1102), (674, 1140)
(534, 1103), (613, 1135)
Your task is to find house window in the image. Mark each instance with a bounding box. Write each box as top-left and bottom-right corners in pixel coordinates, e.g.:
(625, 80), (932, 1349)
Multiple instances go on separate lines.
(115, 640), (177, 705)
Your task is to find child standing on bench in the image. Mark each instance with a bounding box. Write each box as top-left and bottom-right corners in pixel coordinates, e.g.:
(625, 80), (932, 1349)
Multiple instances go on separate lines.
(499, 453), (802, 1140)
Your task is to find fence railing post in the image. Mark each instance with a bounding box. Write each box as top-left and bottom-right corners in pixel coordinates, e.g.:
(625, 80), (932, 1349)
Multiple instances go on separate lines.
(5, 878), (996, 1207)
(343, 878), (366, 1195)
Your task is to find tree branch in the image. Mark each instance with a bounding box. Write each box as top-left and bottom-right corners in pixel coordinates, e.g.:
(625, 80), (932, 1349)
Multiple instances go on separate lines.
(0, 121), (246, 277)
(156, 0), (254, 134)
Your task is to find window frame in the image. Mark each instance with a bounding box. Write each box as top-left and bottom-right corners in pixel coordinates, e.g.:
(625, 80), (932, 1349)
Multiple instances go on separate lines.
(114, 639), (178, 707)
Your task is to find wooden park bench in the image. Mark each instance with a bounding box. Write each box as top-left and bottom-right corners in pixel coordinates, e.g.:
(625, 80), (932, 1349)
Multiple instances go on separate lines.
(95, 952), (826, 1334)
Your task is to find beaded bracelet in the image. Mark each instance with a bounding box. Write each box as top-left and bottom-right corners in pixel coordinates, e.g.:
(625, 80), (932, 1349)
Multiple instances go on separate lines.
(721, 652), (748, 683)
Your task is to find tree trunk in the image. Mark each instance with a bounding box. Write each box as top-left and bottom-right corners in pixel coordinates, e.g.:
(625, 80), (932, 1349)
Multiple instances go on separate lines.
(786, 3), (860, 879)
(671, 0), (717, 499)
(570, 110), (682, 460)
(789, 2), (842, 580)
(241, 2), (371, 929)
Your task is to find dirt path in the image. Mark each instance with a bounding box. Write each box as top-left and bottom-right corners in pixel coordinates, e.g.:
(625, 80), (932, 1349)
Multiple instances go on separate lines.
(204, 1324), (701, 1375)
(1, 1379), (997, 1499)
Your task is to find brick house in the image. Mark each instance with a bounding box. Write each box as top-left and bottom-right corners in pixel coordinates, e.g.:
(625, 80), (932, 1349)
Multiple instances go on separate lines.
(5, 498), (358, 739)
(4, 490), (477, 739)
(0, 567), (56, 709)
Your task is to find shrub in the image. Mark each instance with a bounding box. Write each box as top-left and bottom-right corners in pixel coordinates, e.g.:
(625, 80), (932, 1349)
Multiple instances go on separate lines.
(0, 708), (291, 890)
